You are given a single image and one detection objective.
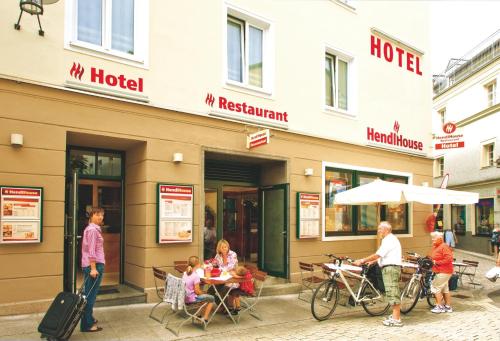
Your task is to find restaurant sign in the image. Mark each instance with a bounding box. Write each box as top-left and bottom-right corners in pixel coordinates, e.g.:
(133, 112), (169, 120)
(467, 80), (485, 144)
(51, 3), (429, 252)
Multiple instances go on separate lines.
(156, 184), (193, 244)
(433, 122), (464, 150)
(205, 92), (289, 129)
(247, 129), (270, 149)
(1, 186), (43, 244)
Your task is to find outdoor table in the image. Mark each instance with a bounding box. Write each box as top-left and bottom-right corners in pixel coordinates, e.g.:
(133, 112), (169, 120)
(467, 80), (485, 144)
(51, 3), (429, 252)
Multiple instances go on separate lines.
(452, 261), (470, 287)
(201, 275), (249, 325)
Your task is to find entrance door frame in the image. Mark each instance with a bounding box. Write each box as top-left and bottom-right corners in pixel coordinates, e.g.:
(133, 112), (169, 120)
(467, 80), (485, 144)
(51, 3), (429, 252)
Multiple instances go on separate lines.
(64, 146), (126, 288)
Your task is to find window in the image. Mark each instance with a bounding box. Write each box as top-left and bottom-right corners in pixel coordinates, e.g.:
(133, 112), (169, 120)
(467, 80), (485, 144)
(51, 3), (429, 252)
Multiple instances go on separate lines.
(433, 204), (444, 231)
(481, 143), (495, 168)
(438, 108), (446, 127)
(324, 168), (408, 236)
(226, 8), (271, 92)
(485, 81), (497, 107)
(67, 0), (148, 63)
(325, 53), (349, 111)
(451, 205), (466, 235)
(434, 157), (444, 177)
(69, 148), (122, 178)
(476, 198), (494, 236)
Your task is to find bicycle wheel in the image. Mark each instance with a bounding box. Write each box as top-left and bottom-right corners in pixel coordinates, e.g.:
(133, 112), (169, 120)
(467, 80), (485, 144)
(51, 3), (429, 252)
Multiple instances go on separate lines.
(426, 293), (436, 308)
(311, 280), (339, 321)
(360, 282), (390, 316)
(400, 277), (422, 314)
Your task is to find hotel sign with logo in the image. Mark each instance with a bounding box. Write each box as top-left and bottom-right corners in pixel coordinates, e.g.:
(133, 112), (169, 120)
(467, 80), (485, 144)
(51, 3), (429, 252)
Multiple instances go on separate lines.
(65, 62), (148, 102)
(366, 121), (424, 153)
(433, 122), (465, 150)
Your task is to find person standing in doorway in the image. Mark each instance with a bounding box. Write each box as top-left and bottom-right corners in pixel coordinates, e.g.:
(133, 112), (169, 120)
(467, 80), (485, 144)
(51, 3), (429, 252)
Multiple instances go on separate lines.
(443, 225), (458, 248)
(354, 221), (403, 327)
(80, 207), (105, 333)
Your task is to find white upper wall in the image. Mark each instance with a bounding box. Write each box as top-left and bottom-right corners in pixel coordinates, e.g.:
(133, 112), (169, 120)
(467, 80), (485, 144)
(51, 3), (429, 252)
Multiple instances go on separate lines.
(0, 0), (432, 156)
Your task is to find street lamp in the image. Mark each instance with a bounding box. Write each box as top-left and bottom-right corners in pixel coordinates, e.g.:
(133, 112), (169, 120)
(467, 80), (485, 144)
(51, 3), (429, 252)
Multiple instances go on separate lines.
(495, 157), (500, 168)
(14, 0), (59, 36)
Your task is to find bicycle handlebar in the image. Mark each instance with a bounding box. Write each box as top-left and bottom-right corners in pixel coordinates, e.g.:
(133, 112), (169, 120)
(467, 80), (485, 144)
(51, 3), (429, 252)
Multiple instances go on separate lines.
(324, 254), (354, 263)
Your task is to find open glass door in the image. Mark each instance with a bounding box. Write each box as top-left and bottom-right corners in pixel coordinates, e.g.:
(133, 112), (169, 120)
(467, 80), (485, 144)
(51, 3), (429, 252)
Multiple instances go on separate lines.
(259, 184), (289, 278)
(64, 171), (78, 293)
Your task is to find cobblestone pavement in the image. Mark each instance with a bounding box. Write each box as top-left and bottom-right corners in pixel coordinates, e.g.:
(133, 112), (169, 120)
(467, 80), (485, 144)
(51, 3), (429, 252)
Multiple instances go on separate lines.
(1, 249), (498, 341)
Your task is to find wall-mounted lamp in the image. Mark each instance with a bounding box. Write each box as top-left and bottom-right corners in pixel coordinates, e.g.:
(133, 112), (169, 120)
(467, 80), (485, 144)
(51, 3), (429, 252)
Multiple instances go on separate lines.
(14, 0), (59, 36)
(496, 157), (500, 168)
(11, 133), (24, 147)
(173, 152), (183, 163)
(304, 168), (314, 176)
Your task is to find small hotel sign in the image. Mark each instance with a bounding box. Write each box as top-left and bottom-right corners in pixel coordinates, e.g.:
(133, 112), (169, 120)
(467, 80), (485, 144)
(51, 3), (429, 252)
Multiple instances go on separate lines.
(247, 129), (270, 149)
(433, 122), (465, 150)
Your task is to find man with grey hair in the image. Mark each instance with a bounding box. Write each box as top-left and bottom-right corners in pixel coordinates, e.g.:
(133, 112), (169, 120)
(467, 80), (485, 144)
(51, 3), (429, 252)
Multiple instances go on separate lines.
(429, 230), (454, 313)
(354, 221), (403, 327)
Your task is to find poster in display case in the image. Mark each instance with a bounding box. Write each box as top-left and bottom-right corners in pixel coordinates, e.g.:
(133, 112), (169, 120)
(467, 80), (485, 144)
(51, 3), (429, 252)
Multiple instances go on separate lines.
(0, 186), (43, 243)
(296, 192), (321, 239)
(157, 184), (193, 243)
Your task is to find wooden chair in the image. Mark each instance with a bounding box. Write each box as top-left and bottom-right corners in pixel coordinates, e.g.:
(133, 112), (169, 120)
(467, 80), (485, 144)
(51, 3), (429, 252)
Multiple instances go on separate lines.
(237, 270), (267, 323)
(149, 267), (170, 323)
(462, 260), (481, 287)
(174, 260), (188, 274)
(298, 261), (324, 302)
(243, 263), (259, 275)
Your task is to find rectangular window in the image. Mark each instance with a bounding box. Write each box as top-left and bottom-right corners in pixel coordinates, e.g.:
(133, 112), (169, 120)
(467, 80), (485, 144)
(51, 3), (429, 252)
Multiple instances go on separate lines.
(226, 10), (270, 91)
(434, 157), (444, 177)
(69, 0), (146, 63)
(438, 108), (446, 127)
(69, 148), (123, 178)
(325, 53), (348, 110)
(476, 198), (494, 236)
(482, 143), (494, 167)
(324, 168), (408, 236)
(451, 205), (466, 235)
(485, 81), (497, 107)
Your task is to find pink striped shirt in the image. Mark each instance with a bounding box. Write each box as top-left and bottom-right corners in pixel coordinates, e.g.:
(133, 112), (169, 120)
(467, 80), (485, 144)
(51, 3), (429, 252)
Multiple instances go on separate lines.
(81, 223), (105, 267)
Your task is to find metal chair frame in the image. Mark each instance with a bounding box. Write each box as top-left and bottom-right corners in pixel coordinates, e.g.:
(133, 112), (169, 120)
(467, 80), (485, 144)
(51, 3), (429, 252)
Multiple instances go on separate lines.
(298, 261), (324, 302)
(149, 267), (171, 323)
(237, 270), (267, 323)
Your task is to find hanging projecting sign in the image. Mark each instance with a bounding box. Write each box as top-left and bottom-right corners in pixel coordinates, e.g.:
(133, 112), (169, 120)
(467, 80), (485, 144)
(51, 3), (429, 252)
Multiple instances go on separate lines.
(157, 184), (193, 244)
(296, 193), (321, 239)
(433, 122), (464, 150)
(0, 186), (43, 244)
(247, 129), (270, 149)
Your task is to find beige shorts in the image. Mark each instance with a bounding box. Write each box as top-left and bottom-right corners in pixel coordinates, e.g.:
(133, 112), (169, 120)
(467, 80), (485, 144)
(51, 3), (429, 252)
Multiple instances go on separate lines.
(431, 273), (452, 294)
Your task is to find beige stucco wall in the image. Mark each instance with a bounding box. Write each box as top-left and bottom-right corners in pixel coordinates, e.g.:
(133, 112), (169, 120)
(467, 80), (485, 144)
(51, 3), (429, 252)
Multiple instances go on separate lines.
(0, 79), (432, 314)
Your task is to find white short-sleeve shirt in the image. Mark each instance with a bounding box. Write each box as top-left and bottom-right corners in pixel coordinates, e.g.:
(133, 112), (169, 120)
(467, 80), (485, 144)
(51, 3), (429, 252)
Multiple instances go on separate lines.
(376, 233), (402, 267)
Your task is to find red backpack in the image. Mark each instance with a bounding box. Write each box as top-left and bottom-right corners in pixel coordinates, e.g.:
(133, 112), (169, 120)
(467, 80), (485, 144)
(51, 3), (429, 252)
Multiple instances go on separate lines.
(239, 272), (255, 296)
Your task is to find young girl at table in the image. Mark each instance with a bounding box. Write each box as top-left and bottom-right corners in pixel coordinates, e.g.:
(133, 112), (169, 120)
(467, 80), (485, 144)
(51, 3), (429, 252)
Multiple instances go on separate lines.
(227, 266), (255, 315)
(182, 256), (215, 322)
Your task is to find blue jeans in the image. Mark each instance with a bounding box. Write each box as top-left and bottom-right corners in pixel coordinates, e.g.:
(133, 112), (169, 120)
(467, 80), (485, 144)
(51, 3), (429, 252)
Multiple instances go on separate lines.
(80, 263), (104, 331)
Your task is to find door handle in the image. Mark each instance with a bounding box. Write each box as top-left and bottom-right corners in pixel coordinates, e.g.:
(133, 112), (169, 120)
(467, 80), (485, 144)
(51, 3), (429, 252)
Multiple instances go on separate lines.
(76, 235), (82, 240)
(282, 231), (287, 235)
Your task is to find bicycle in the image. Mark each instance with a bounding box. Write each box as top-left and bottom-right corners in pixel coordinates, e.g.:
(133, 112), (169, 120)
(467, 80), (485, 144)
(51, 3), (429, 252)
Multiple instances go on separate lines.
(311, 254), (390, 321)
(400, 252), (436, 314)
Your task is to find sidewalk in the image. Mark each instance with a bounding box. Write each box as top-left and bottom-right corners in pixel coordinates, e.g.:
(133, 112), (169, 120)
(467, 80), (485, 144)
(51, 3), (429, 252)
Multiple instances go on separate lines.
(0, 250), (498, 341)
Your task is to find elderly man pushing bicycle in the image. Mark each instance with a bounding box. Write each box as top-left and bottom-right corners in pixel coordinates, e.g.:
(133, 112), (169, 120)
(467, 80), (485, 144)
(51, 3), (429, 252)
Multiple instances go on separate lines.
(353, 221), (403, 327)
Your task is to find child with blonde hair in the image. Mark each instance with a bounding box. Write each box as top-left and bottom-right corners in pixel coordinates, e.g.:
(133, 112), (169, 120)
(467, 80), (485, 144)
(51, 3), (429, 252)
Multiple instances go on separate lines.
(182, 256), (215, 322)
(227, 265), (255, 315)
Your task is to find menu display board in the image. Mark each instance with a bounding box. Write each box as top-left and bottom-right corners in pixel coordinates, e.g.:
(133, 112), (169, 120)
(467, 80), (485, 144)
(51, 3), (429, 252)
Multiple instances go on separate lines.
(157, 184), (193, 243)
(296, 192), (320, 239)
(1, 186), (43, 243)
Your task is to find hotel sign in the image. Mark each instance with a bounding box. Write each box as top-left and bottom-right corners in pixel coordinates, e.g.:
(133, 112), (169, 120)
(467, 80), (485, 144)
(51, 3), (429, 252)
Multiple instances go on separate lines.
(433, 122), (465, 150)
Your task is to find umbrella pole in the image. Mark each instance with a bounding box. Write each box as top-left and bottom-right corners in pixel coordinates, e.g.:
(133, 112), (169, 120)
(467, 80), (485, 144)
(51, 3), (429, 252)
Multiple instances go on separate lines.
(376, 203), (381, 250)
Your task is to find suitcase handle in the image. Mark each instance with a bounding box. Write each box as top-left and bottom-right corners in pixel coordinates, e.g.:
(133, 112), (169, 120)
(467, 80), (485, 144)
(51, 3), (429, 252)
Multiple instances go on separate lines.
(78, 272), (100, 297)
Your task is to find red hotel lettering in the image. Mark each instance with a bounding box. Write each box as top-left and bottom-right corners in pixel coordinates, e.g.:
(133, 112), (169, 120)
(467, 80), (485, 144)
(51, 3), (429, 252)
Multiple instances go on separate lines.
(219, 96), (288, 123)
(370, 35), (422, 76)
(91, 68), (144, 92)
(367, 127), (423, 151)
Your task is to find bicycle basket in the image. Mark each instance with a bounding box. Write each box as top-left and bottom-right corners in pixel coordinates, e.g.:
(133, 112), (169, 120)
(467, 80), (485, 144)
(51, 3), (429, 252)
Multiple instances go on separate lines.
(418, 257), (433, 271)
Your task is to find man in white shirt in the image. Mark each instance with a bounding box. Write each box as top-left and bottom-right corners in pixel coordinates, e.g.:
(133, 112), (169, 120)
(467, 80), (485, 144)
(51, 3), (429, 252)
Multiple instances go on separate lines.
(354, 221), (403, 327)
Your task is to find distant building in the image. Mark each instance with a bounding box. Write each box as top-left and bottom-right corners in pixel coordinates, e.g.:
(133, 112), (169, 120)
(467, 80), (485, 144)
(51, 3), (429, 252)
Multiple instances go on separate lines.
(432, 30), (499, 255)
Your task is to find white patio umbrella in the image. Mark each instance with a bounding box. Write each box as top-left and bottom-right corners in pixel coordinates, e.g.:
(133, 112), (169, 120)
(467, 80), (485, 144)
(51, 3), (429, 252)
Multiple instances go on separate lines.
(333, 179), (479, 206)
(333, 179), (479, 247)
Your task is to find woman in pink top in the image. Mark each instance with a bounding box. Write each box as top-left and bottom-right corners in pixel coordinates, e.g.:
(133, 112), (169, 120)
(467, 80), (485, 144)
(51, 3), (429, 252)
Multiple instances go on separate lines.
(80, 207), (105, 333)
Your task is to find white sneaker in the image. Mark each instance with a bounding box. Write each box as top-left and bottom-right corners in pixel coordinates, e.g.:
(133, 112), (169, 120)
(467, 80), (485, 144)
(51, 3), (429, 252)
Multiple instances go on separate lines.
(431, 305), (445, 313)
(443, 305), (453, 313)
(382, 316), (403, 327)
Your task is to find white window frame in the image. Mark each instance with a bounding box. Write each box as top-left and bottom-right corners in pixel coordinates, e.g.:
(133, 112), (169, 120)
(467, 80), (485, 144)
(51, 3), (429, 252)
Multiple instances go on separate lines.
(224, 4), (274, 96)
(64, 0), (149, 67)
(484, 80), (497, 107)
(321, 161), (413, 241)
(324, 45), (356, 117)
(481, 141), (495, 168)
(438, 107), (446, 127)
(434, 157), (444, 177)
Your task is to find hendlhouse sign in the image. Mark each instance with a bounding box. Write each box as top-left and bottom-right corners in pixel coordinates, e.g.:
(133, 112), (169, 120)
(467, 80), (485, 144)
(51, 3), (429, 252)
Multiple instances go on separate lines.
(247, 129), (270, 149)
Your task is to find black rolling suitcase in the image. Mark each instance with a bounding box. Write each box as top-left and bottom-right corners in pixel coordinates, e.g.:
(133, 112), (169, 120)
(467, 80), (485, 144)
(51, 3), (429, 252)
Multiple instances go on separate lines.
(38, 279), (97, 341)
